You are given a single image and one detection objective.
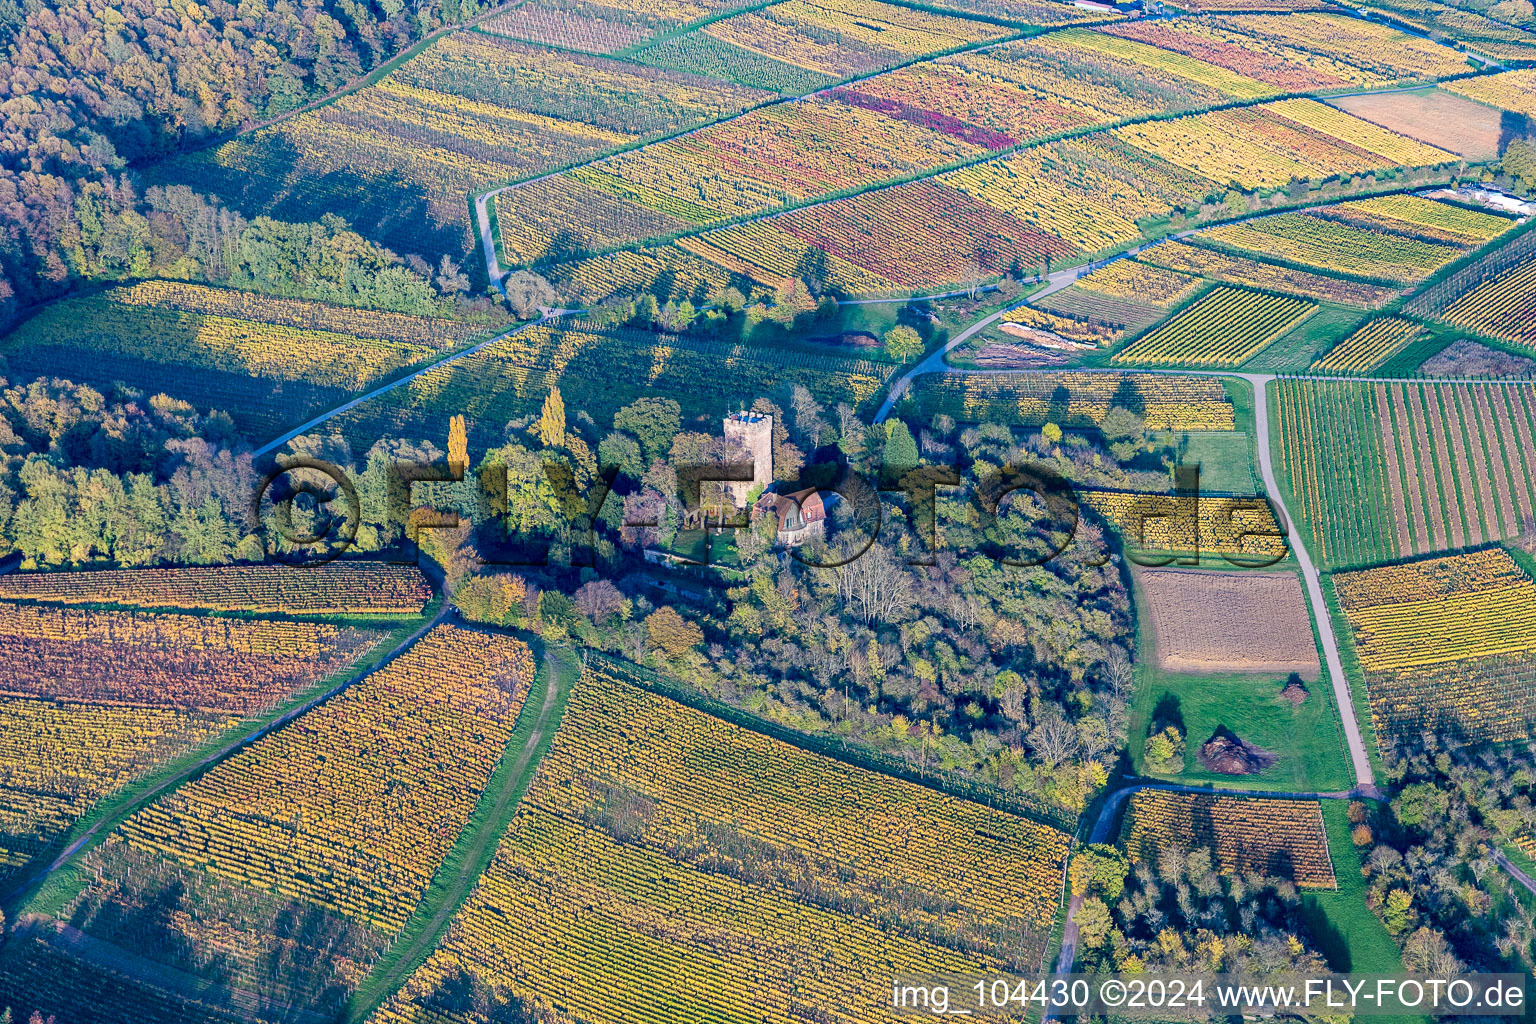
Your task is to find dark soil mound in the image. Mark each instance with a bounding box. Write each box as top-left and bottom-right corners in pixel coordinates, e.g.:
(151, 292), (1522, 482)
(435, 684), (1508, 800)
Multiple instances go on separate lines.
(1280, 678), (1309, 706)
(1198, 728), (1277, 775)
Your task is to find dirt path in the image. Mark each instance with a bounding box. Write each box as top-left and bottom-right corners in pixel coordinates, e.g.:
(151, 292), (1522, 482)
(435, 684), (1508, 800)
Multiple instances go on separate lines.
(344, 643), (576, 1023)
(252, 311), (573, 459)
(1494, 849), (1536, 897)
(2, 603), (450, 907)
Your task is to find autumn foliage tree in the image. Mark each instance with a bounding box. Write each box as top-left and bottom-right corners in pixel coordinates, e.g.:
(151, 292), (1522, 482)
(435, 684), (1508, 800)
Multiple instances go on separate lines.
(537, 387), (566, 448)
(645, 607), (703, 659)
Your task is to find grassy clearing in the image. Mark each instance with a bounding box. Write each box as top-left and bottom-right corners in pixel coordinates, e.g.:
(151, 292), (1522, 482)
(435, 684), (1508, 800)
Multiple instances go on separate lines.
(1302, 801), (1411, 989)
(345, 642), (580, 1022)
(1127, 571), (1352, 793)
(1156, 430), (1259, 493)
(1245, 303), (1371, 374)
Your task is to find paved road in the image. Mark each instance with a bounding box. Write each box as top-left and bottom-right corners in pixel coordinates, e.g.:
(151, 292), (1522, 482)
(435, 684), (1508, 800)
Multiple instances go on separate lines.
(252, 311), (571, 459)
(1243, 373), (1377, 793)
(1048, 779), (1372, 987)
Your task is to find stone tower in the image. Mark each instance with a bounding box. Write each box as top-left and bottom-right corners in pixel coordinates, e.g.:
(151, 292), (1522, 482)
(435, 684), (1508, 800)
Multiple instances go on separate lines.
(723, 410), (773, 508)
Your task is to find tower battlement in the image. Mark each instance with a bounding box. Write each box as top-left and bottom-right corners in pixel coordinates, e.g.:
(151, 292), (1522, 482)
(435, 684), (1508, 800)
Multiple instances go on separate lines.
(723, 410), (773, 508)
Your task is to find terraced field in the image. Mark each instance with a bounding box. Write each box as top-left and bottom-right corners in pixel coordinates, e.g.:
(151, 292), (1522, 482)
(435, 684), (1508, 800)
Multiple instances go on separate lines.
(370, 662), (1073, 1024)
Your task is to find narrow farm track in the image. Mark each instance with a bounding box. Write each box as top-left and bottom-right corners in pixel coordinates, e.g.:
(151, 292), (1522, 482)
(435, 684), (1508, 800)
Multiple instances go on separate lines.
(1494, 849), (1536, 897)
(251, 310), (574, 459)
(345, 642), (577, 1023)
(0, 601), (451, 906)
(1050, 779), (1372, 983)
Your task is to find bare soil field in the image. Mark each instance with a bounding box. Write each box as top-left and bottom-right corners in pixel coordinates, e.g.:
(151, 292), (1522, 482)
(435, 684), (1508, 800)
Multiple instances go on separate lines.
(1327, 90), (1504, 160)
(1141, 569), (1321, 676)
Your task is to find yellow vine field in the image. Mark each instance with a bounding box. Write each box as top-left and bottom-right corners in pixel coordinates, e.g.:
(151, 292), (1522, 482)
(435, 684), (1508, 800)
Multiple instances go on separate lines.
(1137, 242), (1399, 308)
(0, 700), (234, 880)
(1336, 549), (1536, 671)
(113, 624), (535, 932)
(1310, 316), (1424, 374)
(1079, 259), (1203, 307)
(0, 563), (431, 615)
(1080, 491), (1289, 562)
(1123, 790), (1336, 888)
(1337, 549), (1536, 750)
(0, 604), (380, 712)
(0, 603), (386, 884)
(372, 666), (1071, 1024)
(911, 372), (1236, 430)
(1445, 68), (1536, 120)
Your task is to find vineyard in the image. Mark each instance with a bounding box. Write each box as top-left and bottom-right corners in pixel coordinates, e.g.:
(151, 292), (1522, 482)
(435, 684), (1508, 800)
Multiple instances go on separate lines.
(1, 284), (484, 436)
(1029, 287), (1164, 339)
(0, 604), (379, 711)
(1275, 379), (1399, 567)
(43, 625), (535, 1015)
(1336, 548), (1536, 671)
(1105, 13), (1471, 89)
(1122, 790), (1337, 888)
(0, 603), (384, 886)
(1278, 379), (1536, 565)
(1112, 286), (1318, 367)
(1437, 260), (1536, 350)
(1335, 549), (1536, 749)
(334, 322), (897, 449)
(1080, 491), (1289, 563)
(507, 14), (1464, 282)
(0, 937), (249, 1024)
(1199, 210), (1467, 283)
(484, 0), (788, 53)
(1138, 241), (1400, 308)
(645, 0), (1013, 81)
(1077, 259), (1204, 307)
(1444, 67), (1536, 120)
(1328, 194), (1516, 245)
(907, 372), (1236, 429)
(493, 92), (990, 264)
(107, 624), (533, 930)
(371, 664), (1072, 1024)
(1367, 0), (1536, 63)
(543, 242), (739, 304)
(0, 562), (431, 615)
(769, 178), (1080, 288)
(1405, 225), (1536, 349)
(1309, 316), (1426, 374)
(1110, 101), (1453, 192)
(153, 30), (775, 259)
(1002, 303), (1125, 345)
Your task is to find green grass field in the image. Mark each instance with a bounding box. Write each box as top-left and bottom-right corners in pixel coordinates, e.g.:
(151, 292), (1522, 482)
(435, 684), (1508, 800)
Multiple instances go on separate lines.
(1302, 800), (1409, 974)
(1127, 569), (1353, 793)
(1244, 303), (1371, 374)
